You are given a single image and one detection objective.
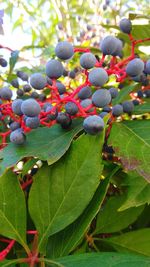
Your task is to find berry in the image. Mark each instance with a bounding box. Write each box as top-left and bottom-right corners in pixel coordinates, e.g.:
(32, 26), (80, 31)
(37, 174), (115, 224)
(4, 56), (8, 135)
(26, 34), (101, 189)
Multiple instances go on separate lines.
(26, 116), (40, 129)
(111, 39), (123, 57)
(21, 98), (41, 117)
(78, 86), (92, 100)
(46, 59), (64, 79)
(112, 104), (123, 116)
(145, 60), (150, 74)
(83, 115), (104, 135)
(132, 99), (140, 105)
(17, 71), (28, 81)
(126, 58), (144, 77)
(65, 101), (78, 115)
(39, 93), (46, 101)
(9, 121), (20, 131)
(99, 112), (108, 118)
(56, 112), (72, 129)
(103, 106), (111, 112)
(30, 91), (39, 99)
(10, 129), (26, 145)
(56, 81), (66, 95)
(23, 84), (32, 92)
(17, 89), (24, 97)
(30, 73), (47, 90)
(0, 87), (12, 100)
(92, 89), (111, 108)
(55, 41), (74, 60)
(80, 52), (96, 69)
(63, 69), (68, 77)
(122, 100), (134, 114)
(119, 18), (132, 34)
(69, 70), (76, 79)
(0, 57), (7, 67)
(43, 102), (52, 111)
(80, 99), (94, 112)
(89, 68), (108, 86)
(12, 99), (23, 116)
(87, 25), (92, 31)
(47, 77), (53, 85)
(137, 90), (143, 98)
(100, 36), (120, 55)
(109, 88), (118, 98)
(45, 105), (58, 120)
(11, 78), (19, 89)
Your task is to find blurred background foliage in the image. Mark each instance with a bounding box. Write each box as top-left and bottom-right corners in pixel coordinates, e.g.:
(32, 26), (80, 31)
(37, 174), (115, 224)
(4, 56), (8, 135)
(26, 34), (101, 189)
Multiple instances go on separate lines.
(0, 0), (150, 74)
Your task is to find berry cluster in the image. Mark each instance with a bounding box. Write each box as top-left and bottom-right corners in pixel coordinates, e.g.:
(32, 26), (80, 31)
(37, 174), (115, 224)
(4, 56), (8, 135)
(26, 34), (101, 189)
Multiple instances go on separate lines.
(0, 18), (150, 146)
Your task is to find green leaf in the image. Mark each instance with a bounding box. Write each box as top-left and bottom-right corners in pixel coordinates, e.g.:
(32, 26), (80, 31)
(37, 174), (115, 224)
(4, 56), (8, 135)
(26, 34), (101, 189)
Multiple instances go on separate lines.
(46, 176), (110, 258)
(101, 229), (150, 256)
(94, 195), (144, 235)
(29, 132), (105, 253)
(44, 253), (150, 267)
(0, 170), (28, 251)
(112, 84), (138, 105)
(22, 158), (38, 177)
(9, 50), (19, 74)
(119, 171), (150, 211)
(133, 102), (150, 115)
(108, 120), (150, 182)
(0, 119), (83, 176)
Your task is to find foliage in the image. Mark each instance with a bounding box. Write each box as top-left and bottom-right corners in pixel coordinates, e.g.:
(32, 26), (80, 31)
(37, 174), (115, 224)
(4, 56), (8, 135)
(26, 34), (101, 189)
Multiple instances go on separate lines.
(0, 1), (150, 266)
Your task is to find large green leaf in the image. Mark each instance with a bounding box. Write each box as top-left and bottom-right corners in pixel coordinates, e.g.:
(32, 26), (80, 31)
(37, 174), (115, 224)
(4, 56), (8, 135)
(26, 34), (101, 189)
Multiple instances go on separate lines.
(43, 253), (150, 267)
(0, 170), (28, 252)
(101, 229), (150, 256)
(29, 133), (105, 253)
(46, 176), (110, 258)
(94, 195), (144, 235)
(133, 102), (150, 115)
(108, 120), (150, 182)
(0, 119), (83, 176)
(118, 171), (150, 211)
(0, 259), (22, 267)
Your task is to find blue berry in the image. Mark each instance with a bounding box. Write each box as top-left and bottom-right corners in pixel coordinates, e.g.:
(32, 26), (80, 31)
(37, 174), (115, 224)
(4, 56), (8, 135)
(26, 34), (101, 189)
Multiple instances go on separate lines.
(78, 86), (92, 100)
(21, 98), (41, 117)
(83, 115), (104, 135)
(80, 99), (94, 112)
(112, 104), (123, 116)
(26, 116), (40, 129)
(9, 121), (20, 131)
(119, 18), (132, 34)
(11, 78), (19, 88)
(55, 41), (74, 60)
(30, 73), (47, 90)
(145, 60), (150, 74)
(99, 112), (109, 118)
(46, 105), (58, 120)
(109, 88), (118, 98)
(46, 59), (64, 79)
(89, 68), (108, 86)
(56, 112), (72, 129)
(65, 101), (78, 115)
(69, 70), (76, 79)
(92, 89), (111, 107)
(80, 52), (96, 69)
(122, 100), (134, 114)
(100, 36), (119, 55)
(56, 81), (66, 95)
(17, 89), (24, 97)
(10, 128), (26, 145)
(17, 71), (28, 81)
(23, 84), (32, 92)
(0, 58), (7, 67)
(126, 58), (144, 77)
(12, 99), (23, 116)
(0, 87), (12, 100)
